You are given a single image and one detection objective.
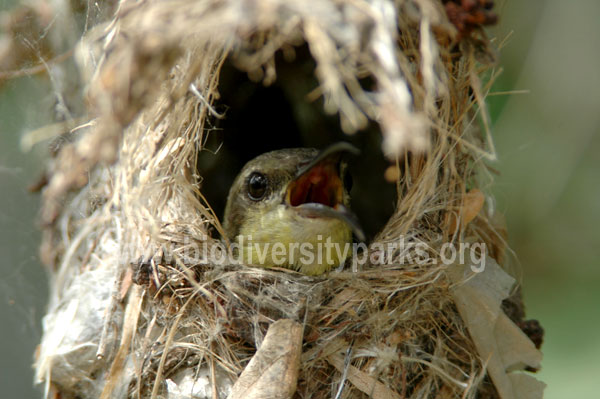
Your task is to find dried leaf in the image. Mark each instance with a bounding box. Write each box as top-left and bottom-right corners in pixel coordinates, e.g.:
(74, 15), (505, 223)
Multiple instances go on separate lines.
(461, 189), (485, 226)
(495, 312), (542, 372)
(507, 373), (547, 399)
(227, 319), (303, 399)
(327, 353), (401, 399)
(445, 188), (486, 234)
(100, 285), (144, 399)
(449, 259), (545, 399)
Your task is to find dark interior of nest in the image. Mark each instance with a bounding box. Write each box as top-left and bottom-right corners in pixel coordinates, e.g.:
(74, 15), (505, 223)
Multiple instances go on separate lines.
(198, 44), (397, 241)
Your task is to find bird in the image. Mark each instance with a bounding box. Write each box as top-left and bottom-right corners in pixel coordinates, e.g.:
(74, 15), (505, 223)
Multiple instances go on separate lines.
(223, 142), (364, 275)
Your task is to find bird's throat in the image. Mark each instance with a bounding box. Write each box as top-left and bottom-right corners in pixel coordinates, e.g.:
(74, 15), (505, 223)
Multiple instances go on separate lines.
(237, 206), (352, 275)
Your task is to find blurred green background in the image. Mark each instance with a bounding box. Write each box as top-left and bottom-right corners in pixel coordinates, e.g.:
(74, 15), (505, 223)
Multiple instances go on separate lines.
(1, 0), (598, 398)
(489, 1), (600, 397)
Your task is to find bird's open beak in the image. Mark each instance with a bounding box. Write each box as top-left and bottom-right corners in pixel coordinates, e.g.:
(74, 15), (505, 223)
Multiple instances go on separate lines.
(285, 143), (365, 241)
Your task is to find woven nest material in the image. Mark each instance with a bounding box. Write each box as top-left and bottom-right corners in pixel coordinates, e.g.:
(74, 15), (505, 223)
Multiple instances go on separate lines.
(29, 0), (545, 398)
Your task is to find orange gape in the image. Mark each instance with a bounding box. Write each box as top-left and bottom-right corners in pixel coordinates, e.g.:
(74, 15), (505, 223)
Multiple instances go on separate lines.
(288, 163), (343, 209)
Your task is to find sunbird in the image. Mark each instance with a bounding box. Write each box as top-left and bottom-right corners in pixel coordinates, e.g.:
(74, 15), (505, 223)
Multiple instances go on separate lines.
(223, 143), (364, 275)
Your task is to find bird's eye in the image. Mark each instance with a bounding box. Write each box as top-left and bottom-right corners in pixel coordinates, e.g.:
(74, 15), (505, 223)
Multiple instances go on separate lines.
(343, 170), (353, 192)
(247, 172), (268, 200)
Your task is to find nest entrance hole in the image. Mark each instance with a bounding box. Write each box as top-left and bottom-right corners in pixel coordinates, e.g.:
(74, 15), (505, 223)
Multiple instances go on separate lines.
(199, 46), (396, 240)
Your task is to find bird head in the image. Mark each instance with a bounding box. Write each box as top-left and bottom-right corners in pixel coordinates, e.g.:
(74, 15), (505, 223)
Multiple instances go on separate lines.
(223, 142), (364, 274)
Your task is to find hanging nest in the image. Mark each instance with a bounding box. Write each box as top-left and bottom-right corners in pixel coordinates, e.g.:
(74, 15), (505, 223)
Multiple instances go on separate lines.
(28, 0), (545, 398)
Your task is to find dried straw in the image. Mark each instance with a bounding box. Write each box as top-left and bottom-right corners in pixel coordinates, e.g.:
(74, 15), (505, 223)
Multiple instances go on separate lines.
(29, 0), (544, 398)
